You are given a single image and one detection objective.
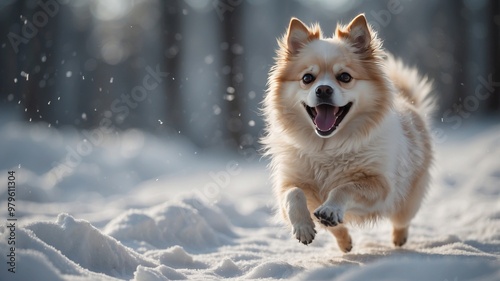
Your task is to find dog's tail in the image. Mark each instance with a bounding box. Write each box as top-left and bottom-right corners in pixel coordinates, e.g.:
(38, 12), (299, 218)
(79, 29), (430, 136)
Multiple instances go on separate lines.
(385, 54), (436, 119)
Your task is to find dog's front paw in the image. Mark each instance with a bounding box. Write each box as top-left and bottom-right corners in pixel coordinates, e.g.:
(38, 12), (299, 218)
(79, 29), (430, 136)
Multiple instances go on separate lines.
(314, 205), (344, 227)
(292, 221), (316, 245)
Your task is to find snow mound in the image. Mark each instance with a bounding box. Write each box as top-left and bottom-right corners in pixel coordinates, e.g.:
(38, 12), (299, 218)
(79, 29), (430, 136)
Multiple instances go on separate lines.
(146, 245), (207, 270)
(0, 226), (82, 276)
(133, 265), (186, 281)
(179, 197), (236, 238)
(245, 261), (298, 279)
(26, 213), (156, 278)
(104, 211), (162, 247)
(0, 225), (120, 281)
(106, 199), (234, 250)
(213, 258), (242, 278)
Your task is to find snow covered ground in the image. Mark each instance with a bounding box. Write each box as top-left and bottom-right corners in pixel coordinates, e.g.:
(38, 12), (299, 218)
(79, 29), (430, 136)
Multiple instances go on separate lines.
(1, 120), (499, 281)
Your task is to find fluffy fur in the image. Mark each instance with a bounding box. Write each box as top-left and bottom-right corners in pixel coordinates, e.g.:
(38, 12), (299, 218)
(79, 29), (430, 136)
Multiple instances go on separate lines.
(261, 14), (434, 253)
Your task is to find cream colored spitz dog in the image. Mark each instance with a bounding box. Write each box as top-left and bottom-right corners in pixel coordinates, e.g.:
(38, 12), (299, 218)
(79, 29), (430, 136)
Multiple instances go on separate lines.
(261, 14), (433, 253)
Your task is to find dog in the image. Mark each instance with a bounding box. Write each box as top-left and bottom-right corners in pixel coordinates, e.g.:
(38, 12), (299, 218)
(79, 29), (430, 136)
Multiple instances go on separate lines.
(261, 14), (434, 253)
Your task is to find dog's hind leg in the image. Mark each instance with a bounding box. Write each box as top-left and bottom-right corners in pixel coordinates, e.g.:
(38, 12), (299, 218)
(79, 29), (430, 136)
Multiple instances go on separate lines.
(329, 225), (352, 253)
(392, 226), (409, 247)
(390, 171), (430, 247)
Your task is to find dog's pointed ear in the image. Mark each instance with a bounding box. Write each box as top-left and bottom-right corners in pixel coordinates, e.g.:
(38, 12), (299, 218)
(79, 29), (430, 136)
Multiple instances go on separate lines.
(336, 14), (372, 53)
(286, 18), (319, 54)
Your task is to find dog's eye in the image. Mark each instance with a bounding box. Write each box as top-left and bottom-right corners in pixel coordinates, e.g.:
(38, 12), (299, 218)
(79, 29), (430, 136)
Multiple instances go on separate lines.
(337, 72), (352, 83)
(302, 74), (315, 84)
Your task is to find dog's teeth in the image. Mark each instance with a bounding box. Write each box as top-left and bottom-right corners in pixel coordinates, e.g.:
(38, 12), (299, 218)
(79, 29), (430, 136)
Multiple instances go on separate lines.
(333, 107), (340, 116)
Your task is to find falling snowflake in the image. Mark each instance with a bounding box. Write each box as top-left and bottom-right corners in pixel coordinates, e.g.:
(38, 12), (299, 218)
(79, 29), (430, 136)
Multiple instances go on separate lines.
(204, 55), (214, 65)
(213, 105), (221, 115)
(21, 71), (29, 81)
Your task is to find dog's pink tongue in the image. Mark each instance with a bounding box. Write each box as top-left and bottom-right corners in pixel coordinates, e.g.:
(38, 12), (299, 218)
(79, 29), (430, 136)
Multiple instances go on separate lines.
(314, 105), (338, 131)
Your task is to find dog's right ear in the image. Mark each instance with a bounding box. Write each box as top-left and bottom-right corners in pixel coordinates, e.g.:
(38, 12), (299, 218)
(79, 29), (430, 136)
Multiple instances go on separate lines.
(286, 18), (320, 55)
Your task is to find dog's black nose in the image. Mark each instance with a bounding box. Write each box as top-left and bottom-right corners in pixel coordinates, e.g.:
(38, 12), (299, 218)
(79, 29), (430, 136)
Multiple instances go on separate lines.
(315, 85), (333, 99)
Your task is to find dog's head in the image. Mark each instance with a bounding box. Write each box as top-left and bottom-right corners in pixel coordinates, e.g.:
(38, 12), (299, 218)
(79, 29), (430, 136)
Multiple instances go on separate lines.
(265, 14), (392, 143)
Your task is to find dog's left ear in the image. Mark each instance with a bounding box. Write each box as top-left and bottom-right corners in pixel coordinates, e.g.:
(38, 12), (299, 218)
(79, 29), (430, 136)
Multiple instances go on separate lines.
(336, 14), (372, 53)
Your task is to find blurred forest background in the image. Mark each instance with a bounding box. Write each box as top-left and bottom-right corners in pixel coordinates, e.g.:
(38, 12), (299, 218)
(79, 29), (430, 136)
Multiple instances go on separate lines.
(1, 0), (499, 152)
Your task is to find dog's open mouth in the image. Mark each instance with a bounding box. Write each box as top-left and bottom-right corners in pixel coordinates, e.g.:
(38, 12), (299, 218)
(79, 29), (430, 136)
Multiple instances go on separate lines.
(302, 102), (352, 137)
